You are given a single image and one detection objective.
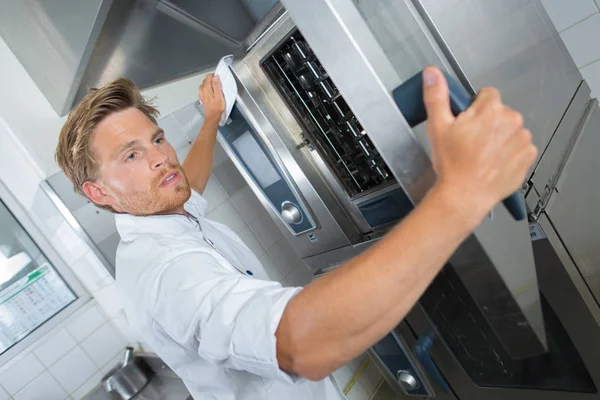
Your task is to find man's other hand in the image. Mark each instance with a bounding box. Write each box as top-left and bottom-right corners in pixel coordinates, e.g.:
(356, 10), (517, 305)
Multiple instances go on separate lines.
(199, 74), (225, 123)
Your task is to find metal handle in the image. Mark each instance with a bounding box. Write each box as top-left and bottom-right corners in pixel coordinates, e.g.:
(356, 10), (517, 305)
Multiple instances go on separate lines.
(122, 347), (134, 368)
(413, 333), (449, 393)
(392, 70), (526, 221)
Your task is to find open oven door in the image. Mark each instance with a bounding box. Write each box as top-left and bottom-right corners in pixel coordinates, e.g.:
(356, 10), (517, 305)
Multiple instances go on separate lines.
(279, 0), (547, 364)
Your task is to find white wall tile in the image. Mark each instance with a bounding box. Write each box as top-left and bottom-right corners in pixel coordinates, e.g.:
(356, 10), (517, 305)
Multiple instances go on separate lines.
(0, 37), (64, 178)
(49, 347), (97, 394)
(236, 227), (265, 258)
(13, 371), (67, 400)
(581, 59), (600, 98)
(541, 0), (598, 32)
(67, 305), (106, 343)
(172, 102), (205, 142)
(29, 189), (69, 236)
(72, 203), (116, 244)
(345, 380), (369, 400)
(282, 262), (314, 287)
(346, 353), (368, 375)
(100, 353), (125, 375)
(92, 283), (123, 319)
(176, 143), (191, 163)
(230, 186), (265, 226)
(268, 238), (300, 277)
(34, 329), (77, 368)
(110, 310), (142, 347)
(0, 353), (45, 395)
(141, 72), (209, 118)
(70, 370), (103, 400)
(248, 208), (281, 251)
(333, 365), (354, 390)
(48, 221), (89, 266)
(212, 141), (229, 167)
(258, 253), (284, 282)
(81, 323), (127, 368)
(359, 358), (384, 396)
(202, 176), (228, 214)
(207, 200), (247, 233)
(0, 386), (8, 400)
(560, 13), (600, 67)
(212, 160), (247, 197)
(70, 251), (112, 294)
(159, 115), (190, 151)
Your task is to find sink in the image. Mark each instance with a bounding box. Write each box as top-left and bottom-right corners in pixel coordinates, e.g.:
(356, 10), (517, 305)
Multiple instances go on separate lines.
(82, 353), (191, 400)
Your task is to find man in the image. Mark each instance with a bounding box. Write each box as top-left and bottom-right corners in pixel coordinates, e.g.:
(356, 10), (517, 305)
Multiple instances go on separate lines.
(55, 67), (537, 399)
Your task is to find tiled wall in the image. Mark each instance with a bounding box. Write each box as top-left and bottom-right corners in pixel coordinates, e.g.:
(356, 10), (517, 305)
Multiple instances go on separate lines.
(541, 0), (600, 97)
(0, 117), (130, 399)
(0, 302), (128, 400)
(333, 354), (385, 400)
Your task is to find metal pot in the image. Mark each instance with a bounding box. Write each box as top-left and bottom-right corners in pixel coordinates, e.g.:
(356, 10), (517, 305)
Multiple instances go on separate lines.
(102, 347), (149, 400)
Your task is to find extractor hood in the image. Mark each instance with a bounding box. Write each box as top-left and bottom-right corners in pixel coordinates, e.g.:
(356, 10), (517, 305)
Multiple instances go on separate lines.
(0, 0), (277, 116)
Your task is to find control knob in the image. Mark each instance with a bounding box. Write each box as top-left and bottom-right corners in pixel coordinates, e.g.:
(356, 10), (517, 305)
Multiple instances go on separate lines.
(396, 370), (419, 391)
(281, 202), (302, 224)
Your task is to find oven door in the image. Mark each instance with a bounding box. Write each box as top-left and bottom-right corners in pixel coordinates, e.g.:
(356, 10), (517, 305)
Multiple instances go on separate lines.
(405, 213), (600, 398)
(280, 0), (546, 362)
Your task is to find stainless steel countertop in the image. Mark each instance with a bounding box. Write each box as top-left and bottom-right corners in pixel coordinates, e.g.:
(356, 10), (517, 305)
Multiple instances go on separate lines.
(83, 353), (191, 400)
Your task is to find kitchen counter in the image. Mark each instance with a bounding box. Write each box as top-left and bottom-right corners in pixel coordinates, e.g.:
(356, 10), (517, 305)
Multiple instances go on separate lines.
(83, 353), (191, 400)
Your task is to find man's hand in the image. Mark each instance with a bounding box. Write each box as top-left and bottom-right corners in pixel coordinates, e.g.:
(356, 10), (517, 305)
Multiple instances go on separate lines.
(423, 66), (538, 220)
(199, 74), (225, 123)
(183, 74), (226, 193)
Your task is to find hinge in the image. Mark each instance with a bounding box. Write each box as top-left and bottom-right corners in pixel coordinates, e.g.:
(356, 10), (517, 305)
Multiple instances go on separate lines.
(530, 185), (555, 222)
(528, 98), (598, 221)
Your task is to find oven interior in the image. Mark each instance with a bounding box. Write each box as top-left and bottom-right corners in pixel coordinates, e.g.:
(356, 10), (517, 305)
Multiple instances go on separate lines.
(261, 30), (394, 199)
(260, 29), (417, 232)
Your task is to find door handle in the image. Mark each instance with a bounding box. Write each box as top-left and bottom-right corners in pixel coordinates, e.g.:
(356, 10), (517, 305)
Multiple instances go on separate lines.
(392, 70), (526, 221)
(413, 333), (450, 393)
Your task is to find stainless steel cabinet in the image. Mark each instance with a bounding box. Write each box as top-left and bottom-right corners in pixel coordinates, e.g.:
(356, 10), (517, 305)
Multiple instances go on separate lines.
(541, 98), (600, 303)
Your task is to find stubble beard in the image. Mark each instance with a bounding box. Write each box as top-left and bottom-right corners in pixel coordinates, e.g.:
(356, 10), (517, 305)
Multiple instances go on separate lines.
(111, 165), (192, 216)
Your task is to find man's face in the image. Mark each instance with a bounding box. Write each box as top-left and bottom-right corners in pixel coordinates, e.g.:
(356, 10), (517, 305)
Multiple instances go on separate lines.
(85, 108), (191, 215)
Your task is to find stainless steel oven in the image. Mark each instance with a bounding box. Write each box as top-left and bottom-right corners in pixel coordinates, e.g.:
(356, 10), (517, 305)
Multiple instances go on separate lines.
(215, 0), (600, 398)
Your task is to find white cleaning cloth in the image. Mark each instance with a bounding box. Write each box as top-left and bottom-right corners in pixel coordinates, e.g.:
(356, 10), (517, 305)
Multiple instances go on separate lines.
(213, 55), (237, 126)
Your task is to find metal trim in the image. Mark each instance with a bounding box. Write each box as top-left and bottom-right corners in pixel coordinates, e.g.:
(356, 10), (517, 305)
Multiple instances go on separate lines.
(39, 181), (116, 278)
(531, 98), (597, 221)
(408, 0), (476, 96)
(244, 7), (288, 52)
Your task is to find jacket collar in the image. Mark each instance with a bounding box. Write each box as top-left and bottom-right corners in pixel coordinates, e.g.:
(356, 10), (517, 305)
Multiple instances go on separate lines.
(115, 190), (207, 242)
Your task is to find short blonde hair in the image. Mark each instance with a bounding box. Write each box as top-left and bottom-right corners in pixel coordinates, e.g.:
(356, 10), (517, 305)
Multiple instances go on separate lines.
(55, 78), (159, 211)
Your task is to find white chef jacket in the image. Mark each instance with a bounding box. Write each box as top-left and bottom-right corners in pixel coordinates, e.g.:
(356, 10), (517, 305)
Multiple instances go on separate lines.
(114, 190), (344, 400)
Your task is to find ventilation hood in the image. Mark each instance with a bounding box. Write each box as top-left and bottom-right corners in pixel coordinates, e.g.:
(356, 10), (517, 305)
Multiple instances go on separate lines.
(0, 0), (279, 116)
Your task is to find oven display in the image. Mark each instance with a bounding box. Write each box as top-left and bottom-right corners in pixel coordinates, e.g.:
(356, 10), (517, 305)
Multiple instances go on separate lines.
(232, 131), (282, 189)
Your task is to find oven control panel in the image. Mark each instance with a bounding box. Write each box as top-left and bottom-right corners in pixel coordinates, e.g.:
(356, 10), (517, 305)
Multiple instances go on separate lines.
(218, 105), (316, 236)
